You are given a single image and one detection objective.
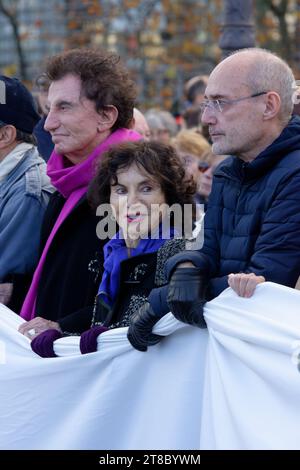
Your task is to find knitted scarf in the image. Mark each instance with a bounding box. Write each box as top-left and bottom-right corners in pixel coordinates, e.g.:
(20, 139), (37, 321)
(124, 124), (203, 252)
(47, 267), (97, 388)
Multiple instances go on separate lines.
(98, 226), (176, 307)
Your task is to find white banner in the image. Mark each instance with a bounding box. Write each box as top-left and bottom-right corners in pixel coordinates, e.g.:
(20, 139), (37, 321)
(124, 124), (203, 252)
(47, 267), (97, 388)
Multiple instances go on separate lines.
(0, 282), (300, 450)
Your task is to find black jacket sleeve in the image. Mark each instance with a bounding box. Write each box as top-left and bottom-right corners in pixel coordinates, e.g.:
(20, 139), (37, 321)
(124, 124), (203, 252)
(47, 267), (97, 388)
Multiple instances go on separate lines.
(58, 306), (94, 334)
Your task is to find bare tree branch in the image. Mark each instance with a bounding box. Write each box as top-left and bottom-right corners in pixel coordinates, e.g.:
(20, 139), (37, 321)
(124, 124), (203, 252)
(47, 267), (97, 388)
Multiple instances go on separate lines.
(0, 0), (27, 79)
(262, 0), (291, 61)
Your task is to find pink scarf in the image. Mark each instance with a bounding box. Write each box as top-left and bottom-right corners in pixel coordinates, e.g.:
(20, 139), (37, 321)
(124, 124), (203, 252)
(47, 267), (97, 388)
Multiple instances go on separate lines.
(21, 128), (141, 320)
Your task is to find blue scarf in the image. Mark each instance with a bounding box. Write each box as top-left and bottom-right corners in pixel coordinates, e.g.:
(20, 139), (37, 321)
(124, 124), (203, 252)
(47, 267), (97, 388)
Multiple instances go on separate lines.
(98, 227), (176, 307)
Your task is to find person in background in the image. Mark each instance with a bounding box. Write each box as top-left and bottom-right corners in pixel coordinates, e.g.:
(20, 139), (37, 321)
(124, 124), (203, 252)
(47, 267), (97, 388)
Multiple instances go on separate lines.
(33, 73), (54, 162)
(198, 154), (229, 202)
(184, 75), (208, 108)
(130, 108), (151, 140)
(172, 129), (212, 205)
(172, 130), (229, 218)
(145, 109), (178, 144)
(182, 75), (209, 139)
(0, 76), (53, 311)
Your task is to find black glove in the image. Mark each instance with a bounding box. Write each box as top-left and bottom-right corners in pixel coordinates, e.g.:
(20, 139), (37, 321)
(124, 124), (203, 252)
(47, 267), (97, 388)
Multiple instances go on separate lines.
(127, 302), (164, 352)
(167, 267), (207, 327)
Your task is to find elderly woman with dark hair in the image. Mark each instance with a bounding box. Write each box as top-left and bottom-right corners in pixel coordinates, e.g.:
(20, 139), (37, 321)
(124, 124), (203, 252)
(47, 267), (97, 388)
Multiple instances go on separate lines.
(31, 140), (198, 357)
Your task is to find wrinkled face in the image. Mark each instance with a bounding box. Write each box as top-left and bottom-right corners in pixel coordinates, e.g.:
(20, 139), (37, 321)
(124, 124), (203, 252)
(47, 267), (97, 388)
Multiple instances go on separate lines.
(201, 62), (266, 161)
(133, 110), (151, 140)
(38, 91), (50, 116)
(199, 155), (228, 198)
(178, 151), (200, 179)
(44, 74), (103, 164)
(110, 163), (167, 246)
(178, 150), (209, 187)
(150, 128), (171, 144)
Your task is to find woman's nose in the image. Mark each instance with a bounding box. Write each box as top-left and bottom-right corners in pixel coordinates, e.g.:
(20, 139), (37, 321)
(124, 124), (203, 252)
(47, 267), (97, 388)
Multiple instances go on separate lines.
(127, 191), (140, 207)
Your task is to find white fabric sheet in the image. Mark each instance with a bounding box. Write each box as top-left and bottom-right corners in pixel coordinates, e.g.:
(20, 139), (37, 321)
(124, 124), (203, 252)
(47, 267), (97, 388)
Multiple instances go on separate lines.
(0, 282), (300, 450)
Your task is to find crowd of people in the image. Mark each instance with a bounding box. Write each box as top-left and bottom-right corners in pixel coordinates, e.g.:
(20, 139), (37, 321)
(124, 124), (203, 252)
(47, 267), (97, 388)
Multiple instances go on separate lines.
(0, 46), (300, 358)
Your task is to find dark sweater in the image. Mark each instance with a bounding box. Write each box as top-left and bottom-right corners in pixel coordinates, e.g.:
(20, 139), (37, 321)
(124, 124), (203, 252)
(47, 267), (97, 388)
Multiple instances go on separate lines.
(34, 192), (105, 332)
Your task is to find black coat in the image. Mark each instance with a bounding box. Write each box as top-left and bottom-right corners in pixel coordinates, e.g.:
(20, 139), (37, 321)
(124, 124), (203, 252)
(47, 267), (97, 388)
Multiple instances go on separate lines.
(92, 238), (186, 331)
(34, 192), (105, 332)
(55, 238), (186, 333)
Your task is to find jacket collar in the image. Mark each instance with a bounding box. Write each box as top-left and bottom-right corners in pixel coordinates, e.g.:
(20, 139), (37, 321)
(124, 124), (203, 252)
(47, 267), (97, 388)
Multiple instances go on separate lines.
(0, 143), (34, 182)
(0, 147), (45, 196)
(214, 116), (300, 183)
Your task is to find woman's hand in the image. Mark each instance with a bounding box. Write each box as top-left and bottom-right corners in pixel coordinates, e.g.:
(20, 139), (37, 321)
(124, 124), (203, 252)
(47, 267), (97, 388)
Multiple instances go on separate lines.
(228, 273), (265, 298)
(127, 302), (163, 352)
(18, 317), (62, 339)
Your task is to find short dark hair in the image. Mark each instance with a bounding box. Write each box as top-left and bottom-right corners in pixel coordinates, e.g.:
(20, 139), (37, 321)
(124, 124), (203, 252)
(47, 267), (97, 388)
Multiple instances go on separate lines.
(185, 75), (208, 104)
(88, 140), (196, 234)
(46, 48), (136, 131)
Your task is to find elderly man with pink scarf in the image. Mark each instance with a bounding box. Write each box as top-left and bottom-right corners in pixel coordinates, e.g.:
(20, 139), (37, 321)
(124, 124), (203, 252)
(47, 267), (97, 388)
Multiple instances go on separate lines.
(17, 48), (140, 338)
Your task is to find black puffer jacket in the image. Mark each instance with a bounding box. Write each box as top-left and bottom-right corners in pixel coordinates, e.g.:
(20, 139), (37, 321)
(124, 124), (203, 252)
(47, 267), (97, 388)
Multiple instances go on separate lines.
(167, 116), (300, 298)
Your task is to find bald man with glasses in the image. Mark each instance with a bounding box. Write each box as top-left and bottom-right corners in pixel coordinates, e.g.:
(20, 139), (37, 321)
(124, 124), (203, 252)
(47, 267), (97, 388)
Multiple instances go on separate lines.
(128, 48), (300, 350)
(166, 47), (300, 321)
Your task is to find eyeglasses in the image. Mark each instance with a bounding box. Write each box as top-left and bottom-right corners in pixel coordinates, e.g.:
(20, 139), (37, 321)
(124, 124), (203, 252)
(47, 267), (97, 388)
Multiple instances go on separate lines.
(198, 161), (210, 173)
(181, 154), (210, 172)
(200, 92), (267, 114)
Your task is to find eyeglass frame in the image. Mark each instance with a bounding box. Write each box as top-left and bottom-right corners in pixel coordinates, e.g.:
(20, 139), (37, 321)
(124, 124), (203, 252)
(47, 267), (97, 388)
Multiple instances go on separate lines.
(200, 91), (268, 114)
(181, 153), (210, 172)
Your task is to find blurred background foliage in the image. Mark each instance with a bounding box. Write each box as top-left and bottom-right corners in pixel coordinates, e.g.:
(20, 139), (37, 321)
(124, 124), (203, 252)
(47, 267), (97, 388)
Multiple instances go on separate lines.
(0, 0), (299, 110)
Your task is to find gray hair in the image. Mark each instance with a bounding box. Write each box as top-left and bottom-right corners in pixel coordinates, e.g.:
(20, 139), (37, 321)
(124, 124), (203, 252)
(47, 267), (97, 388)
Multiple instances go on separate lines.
(230, 48), (295, 125)
(145, 109), (178, 136)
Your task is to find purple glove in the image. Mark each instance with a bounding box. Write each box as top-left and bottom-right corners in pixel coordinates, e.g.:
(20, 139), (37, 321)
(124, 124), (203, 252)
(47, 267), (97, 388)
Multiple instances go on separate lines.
(80, 325), (108, 354)
(31, 329), (63, 358)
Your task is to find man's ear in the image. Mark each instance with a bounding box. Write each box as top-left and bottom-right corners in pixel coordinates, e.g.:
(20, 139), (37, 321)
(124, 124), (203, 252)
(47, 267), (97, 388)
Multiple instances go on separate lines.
(0, 125), (17, 147)
(97, 105), (118, 132)
(262, 91), (281, 121)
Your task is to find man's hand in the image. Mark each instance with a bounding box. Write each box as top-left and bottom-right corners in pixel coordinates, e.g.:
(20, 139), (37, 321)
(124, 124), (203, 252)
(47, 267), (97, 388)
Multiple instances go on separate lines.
(177, 262), (195, 268)
(167, 267), (207, 327)
(18, 317), (62, 339)
(228, 273), (265, 298)
(0, 283), (13, 305)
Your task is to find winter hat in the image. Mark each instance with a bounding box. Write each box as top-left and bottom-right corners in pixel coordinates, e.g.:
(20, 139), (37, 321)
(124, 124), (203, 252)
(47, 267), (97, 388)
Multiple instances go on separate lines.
(0, 75), (40, 133)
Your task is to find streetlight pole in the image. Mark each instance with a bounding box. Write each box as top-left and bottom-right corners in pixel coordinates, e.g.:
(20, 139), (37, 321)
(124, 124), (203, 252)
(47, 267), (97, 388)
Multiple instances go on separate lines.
(294, 0), (300, 72)
(219, 0), (255, 59)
